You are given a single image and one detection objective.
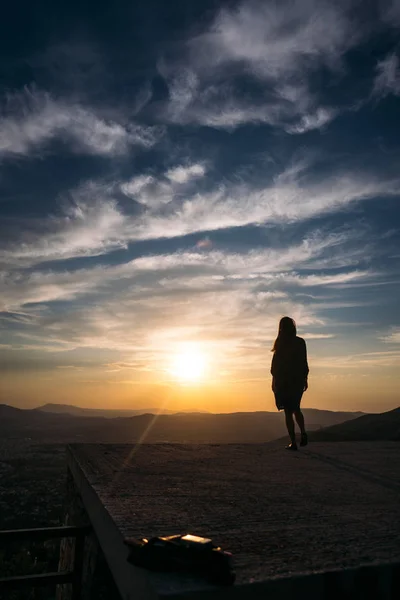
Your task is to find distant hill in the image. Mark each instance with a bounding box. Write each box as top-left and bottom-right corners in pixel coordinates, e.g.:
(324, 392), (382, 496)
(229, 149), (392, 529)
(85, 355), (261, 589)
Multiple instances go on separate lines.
(0, 403), (107, 429)
(0, 404), (26, 418)
(311, 407), (400, 441)
(300, 408), (364, 428)
(36, 403), (198, 418)
(0, 404), (364, 443)
(36, 403), (361, 424)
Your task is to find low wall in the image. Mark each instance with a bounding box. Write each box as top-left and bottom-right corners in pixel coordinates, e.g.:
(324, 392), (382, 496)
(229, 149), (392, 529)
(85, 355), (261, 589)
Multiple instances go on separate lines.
(56, 469), (120, 600)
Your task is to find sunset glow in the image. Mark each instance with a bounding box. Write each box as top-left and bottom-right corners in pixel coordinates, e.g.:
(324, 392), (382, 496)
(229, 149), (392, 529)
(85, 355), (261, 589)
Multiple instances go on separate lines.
(168, 346), (208, 384)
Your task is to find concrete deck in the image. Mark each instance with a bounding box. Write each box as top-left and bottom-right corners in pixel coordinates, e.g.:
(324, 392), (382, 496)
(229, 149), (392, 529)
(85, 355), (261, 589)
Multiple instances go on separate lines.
(67, 442), (400, 598)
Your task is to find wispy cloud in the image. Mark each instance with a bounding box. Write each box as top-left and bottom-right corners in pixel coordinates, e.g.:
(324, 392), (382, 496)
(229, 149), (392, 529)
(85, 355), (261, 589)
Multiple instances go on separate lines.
(286, 107), (338, 134)
(1, 279), (325, 371)
(124, 168), (399, 242)
(165, 163), (206, 184)
(373, 52), (400, 98)
(302, 333), (336, 339)
(121, 163), (206, 208)
(0, 182), (127, 266)
(277, 271), (374, 287)
(380, 327), (400, 343)
(121, 176), (173, 208)
(0, 88), (159, 159)
(2, 157), (399, 267)
(204, 0), (354, 77)
(120, 175), (154, 195)
(0, 228), (378, 318)
(0, 230), (392, 382)
(314, 350), (400, 369)
(159, 0), (361, 131)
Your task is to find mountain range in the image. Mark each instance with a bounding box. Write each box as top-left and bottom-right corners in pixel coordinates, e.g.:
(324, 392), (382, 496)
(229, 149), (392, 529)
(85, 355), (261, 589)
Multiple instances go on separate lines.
(0, 403), (373, 443)
(37, 403), (208, 418)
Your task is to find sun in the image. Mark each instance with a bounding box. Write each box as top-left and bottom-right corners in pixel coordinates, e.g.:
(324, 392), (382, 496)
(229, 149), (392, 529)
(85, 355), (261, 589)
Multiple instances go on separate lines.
(168, 345), (208, 383)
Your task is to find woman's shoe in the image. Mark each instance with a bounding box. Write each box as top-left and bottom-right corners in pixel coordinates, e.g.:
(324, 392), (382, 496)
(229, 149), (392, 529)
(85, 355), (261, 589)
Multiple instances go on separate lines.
(285, 442), (298, 451)
(300, 433), (308, 447)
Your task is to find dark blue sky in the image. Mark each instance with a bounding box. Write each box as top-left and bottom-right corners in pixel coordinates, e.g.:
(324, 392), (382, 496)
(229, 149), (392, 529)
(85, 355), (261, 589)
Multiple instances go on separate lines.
(1, 0), (399, 412)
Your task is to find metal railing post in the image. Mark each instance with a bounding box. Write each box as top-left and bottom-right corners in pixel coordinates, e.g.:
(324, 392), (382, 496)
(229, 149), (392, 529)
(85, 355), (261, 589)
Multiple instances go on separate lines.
(0, 525), (90, 599)
(72, 529), (86, 600)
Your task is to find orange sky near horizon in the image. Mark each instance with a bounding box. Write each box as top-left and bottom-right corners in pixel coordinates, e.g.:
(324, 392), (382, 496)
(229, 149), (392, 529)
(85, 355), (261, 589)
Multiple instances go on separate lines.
(1, 351), (398, 414)
(1, 322), (399, 414)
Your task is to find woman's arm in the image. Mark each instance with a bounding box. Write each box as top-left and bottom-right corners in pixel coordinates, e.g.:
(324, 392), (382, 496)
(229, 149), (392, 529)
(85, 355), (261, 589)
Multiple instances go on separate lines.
(271, 352), (276, 376)
(302, 338), (309, 390)
(271, 353), (276, 391)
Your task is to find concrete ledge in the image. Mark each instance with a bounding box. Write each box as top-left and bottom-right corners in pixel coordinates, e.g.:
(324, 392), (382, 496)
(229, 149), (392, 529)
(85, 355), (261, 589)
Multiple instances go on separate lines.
(66, 445), (157, 600)
(61, 443), (400, 599)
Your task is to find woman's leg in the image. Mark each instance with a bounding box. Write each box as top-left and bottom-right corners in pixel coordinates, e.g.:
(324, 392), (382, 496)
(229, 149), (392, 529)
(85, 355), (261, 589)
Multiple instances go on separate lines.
(284, 409), (296, 444)
(294, 409), (308, 446)
(294, 409), (306, 435)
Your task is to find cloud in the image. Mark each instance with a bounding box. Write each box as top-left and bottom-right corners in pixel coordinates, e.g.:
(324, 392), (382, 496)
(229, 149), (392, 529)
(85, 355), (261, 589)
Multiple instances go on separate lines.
(268, 270), (374, 287)
(373, 53), (400, 98)
(121, 163), (206, 208)
(286, 107), (338, 134)
(2, 157), (399, 267)
(314, 350), (400, 369)
(380, 327), (400, 343)
(160, 0), (361, 131)
(203, 0), (354, 77)
(0, 228), (374, 312)
(0, 223), (390, 379)
(1, 277), (324, 367)
(0, 182), (127, 267)
(124, 167), (399, 242)
(120, 175), (154, 197)
(162, 84), (337, 131)
(303, 333), (336, 339)
(0, 88), (159, 159)
(129, 234), (345, 276)
(166, 163), (206, 184)
(120, 175), (175, 209)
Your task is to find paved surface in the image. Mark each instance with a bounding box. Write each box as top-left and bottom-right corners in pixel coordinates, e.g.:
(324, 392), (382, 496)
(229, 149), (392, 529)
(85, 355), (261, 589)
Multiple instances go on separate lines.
(70, 442), (400, 585)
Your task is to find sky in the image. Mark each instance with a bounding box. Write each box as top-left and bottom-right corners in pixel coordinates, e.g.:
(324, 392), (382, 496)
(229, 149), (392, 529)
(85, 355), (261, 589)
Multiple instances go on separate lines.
(0, 0), (400, 413)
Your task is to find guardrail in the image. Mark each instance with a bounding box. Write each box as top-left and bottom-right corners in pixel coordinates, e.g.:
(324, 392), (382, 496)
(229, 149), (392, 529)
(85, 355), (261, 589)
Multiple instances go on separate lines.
(0, 525), (91, 600)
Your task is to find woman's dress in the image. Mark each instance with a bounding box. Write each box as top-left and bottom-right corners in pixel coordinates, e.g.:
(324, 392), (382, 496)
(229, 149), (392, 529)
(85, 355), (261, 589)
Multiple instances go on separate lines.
(271, 336), (309, 411)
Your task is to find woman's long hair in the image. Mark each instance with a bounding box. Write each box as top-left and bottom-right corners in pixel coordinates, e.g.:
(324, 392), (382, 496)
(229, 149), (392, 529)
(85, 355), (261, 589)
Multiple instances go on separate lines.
(272, 316), (297, 352)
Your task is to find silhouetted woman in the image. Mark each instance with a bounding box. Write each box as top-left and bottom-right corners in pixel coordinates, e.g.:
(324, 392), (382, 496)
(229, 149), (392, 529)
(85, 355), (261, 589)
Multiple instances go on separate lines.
(271, 317), (309, 450)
